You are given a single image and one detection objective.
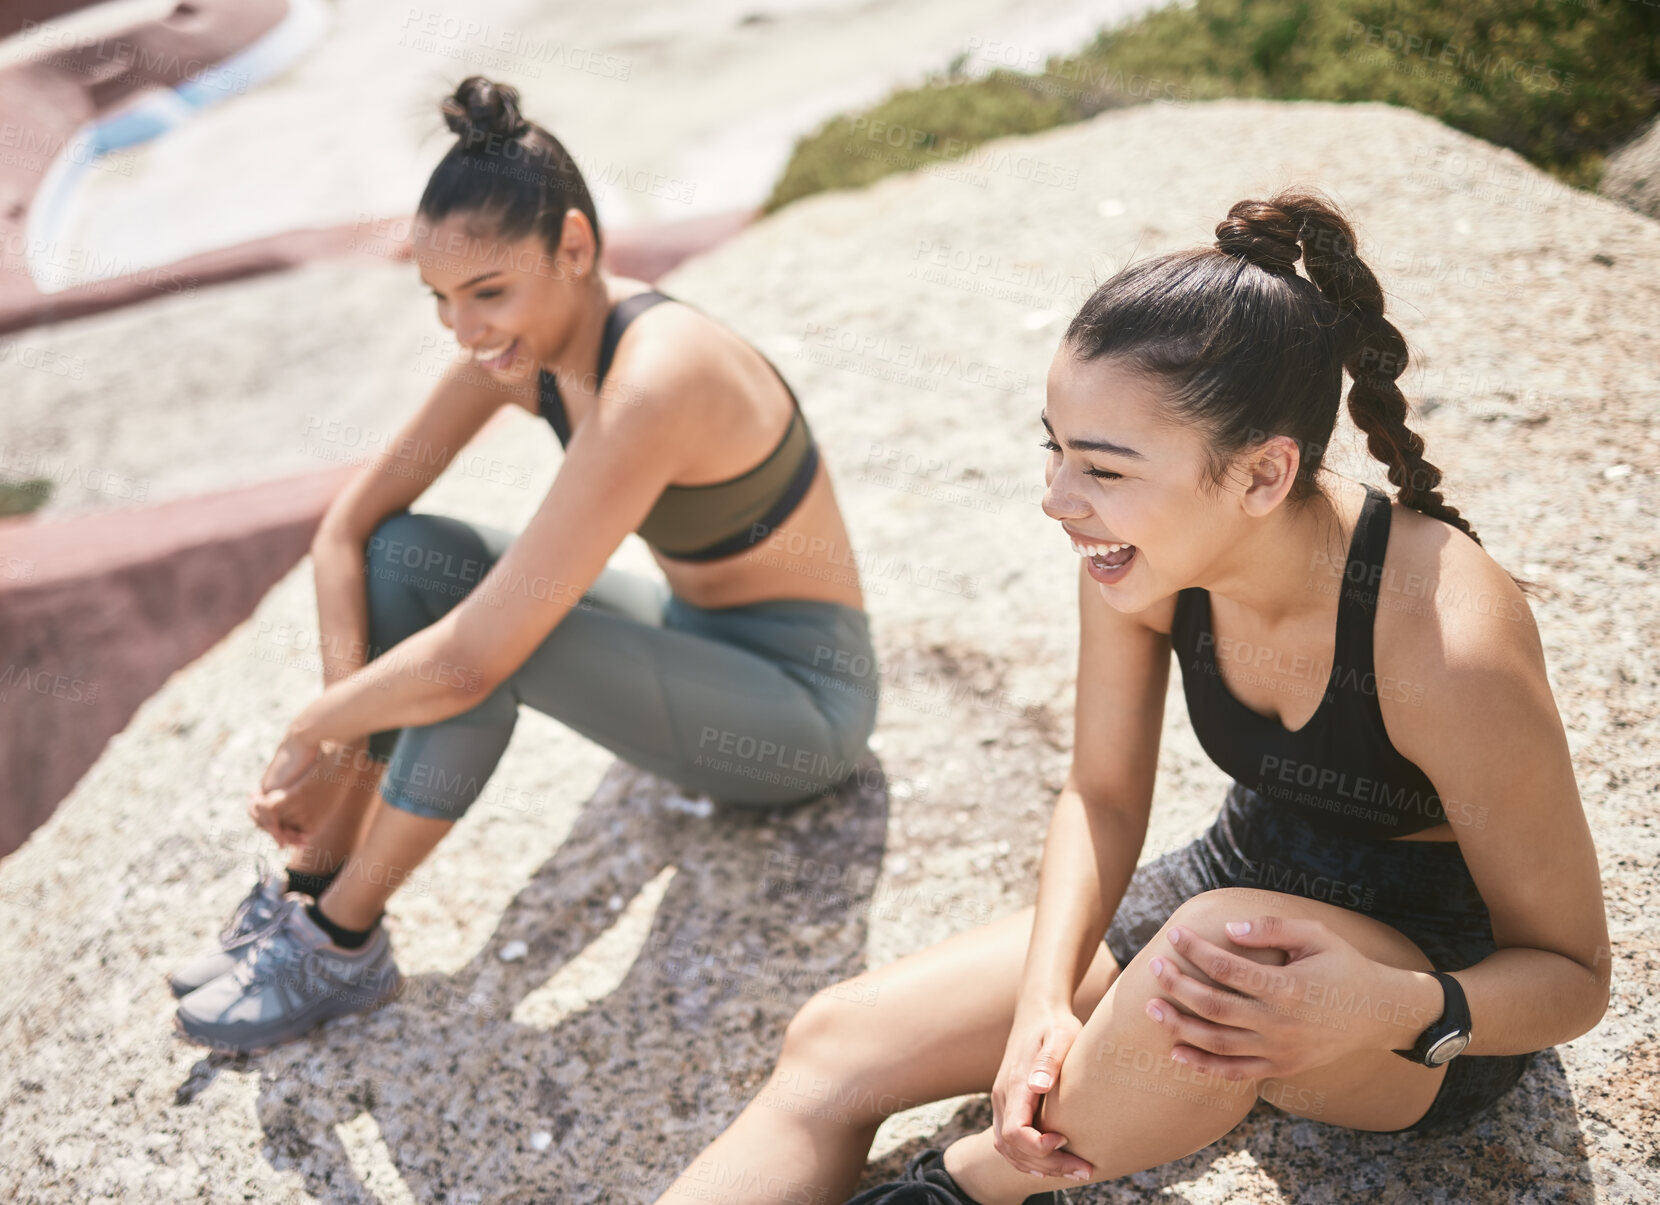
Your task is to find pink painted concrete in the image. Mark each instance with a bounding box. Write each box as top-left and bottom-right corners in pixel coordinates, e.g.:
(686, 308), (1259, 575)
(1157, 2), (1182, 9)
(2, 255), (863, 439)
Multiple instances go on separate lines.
(0, 207), (758, 335)
(0, 1), (290, 332)
(0, 465), (354, 857)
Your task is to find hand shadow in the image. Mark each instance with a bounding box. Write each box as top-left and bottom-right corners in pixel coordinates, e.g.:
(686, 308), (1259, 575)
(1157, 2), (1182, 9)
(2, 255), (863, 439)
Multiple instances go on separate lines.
(868, 1047), (1594, 1203)
(246, 752), (890, 1204)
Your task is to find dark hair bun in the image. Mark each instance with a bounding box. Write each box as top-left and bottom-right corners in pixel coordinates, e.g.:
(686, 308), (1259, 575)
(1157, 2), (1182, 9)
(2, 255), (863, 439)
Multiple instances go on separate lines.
(441, 76), (527, 148)
(1215, 200), (1302, 275)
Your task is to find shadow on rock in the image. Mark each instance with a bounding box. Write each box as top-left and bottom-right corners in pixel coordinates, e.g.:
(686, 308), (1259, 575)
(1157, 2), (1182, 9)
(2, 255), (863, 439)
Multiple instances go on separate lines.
(247, 753), (891, 1204)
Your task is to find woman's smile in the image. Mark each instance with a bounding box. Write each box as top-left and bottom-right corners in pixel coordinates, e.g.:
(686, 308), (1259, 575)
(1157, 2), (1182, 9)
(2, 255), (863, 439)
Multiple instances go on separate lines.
(470, 336), (520, 371)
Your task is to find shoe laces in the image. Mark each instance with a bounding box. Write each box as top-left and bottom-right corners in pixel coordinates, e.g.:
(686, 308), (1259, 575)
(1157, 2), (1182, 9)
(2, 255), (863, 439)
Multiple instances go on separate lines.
(231, 906), (305, 988)
(219, 859), (280, 944)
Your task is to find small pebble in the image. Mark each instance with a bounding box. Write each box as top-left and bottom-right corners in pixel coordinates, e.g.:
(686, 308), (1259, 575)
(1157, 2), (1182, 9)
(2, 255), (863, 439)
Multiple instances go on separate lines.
(499, 940), (528, 963)
(607, 894), (624, 911)
(889, 855), (910, 876)
(529, 1130), (553, 1152)
(664, 793), (714, 817)
(1603, 463), (1632, 480)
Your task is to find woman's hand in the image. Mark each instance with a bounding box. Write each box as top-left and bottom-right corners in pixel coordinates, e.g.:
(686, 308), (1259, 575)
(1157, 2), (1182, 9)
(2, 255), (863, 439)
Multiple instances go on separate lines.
(1144, 913), (1437, 1081)
(248, 725), (331, 847)
(990, 1005), (1093, 1182)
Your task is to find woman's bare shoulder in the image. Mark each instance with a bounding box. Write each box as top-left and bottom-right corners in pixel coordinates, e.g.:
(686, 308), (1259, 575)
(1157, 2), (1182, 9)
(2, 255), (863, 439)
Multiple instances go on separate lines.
(1375, 501), (1546, 722)
(1379, 502), (1535, 636)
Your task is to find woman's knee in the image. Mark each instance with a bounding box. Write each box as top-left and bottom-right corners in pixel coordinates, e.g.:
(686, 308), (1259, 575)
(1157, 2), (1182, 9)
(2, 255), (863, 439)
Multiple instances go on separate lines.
(1162, 888), (1293, 968)
(1042, 894), (1275, 1143)
(779, 984), (864, 1066)
(366, 512), (478, 585)
(775, 982), (896, 1122)
(363, 511), (492, 639)
(363, 510), (423, 565)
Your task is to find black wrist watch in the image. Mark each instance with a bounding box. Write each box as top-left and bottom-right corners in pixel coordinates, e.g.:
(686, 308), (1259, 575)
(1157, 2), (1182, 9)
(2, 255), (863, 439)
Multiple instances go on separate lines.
(1393, 971), (1473, 1066)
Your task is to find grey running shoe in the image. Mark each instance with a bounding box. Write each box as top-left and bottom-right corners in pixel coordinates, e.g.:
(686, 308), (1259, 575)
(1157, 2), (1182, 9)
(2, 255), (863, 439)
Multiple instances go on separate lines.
(168, 858), (288, 997)
(174, 898), (401, 1054)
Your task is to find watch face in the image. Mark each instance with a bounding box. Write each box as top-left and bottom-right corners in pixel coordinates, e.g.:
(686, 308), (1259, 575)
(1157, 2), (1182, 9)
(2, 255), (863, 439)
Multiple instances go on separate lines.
(1426, 1031), (1472, 1066)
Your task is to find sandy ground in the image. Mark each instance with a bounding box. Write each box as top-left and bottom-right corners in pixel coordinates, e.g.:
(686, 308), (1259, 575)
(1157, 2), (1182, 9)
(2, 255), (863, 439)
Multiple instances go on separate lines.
(10, 0), (1154, 286)
(1, 100), (1657, 1202)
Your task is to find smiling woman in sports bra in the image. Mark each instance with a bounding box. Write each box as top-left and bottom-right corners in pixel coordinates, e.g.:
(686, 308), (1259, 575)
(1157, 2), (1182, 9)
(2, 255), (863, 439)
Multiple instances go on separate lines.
(657, 191), (1610, 1205)
(167, 76), (879, 1053)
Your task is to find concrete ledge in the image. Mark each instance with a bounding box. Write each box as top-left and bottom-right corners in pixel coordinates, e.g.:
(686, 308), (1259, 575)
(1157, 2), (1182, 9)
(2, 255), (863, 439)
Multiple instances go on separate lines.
(0, 207), (759, 336)
(0, 465), (354, 856)
(603, 209), (759, 286)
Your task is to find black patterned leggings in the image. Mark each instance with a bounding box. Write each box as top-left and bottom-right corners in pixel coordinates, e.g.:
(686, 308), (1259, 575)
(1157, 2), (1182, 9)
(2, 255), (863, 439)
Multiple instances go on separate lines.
(1104, 781), (1535, 1135)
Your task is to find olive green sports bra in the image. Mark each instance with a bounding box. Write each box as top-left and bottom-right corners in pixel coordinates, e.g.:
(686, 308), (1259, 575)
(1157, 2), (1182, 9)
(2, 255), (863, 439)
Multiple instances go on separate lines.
(537, 290), (820, 563)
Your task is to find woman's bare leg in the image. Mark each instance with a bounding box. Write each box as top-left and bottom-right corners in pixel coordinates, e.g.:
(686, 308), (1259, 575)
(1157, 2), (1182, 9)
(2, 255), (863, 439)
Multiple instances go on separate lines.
(660, 886), (1452, 1205)
(939, 887), (1450, 1205)
(315, 797), (455, 930)
(653, 906), (1121, 1205)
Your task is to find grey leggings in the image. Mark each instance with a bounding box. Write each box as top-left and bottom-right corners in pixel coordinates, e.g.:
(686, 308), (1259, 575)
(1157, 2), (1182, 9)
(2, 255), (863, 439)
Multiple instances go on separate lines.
(358, 511), (880, 820)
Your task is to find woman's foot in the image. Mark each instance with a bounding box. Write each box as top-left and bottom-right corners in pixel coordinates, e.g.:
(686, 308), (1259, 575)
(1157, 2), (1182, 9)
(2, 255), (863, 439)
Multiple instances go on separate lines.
(173, 897), (400, 1053)
(846, 1148), (1064, 1205)
(167, 858), (288, 997)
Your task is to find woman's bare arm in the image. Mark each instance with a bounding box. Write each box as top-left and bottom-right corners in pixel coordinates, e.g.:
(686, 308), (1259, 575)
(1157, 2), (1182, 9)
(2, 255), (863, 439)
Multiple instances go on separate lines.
(1386, 559), (1612, 1055)
(287, 344), (696, 747)
(1020, 564), (1171, 1013)
(308, 359), (531, 686)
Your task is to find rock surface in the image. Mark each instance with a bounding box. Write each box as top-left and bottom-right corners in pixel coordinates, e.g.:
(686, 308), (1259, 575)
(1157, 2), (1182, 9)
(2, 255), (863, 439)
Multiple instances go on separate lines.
(2, 99), (1657, 1203)
(1601, 115), (1660, 223)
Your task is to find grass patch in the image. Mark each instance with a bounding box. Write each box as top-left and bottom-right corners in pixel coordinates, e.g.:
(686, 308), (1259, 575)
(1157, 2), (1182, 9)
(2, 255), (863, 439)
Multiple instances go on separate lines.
(0, 476), (54, 517)
(766, 0), (1660, 210)
(765, 73), (1102, 212)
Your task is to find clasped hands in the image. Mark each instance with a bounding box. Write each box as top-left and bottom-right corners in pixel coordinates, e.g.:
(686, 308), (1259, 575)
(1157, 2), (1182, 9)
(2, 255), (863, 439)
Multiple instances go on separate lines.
(246, 717), (349, 848)
(992, 915), (1431, 1180)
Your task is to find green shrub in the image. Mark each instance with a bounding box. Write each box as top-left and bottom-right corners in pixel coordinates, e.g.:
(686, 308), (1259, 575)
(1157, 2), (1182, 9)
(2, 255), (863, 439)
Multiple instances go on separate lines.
(0, 476), (54, 517)
(1078, 0), (1660, 189)
(766, 0), (1660, 209)
(765, 73), (1093, 212)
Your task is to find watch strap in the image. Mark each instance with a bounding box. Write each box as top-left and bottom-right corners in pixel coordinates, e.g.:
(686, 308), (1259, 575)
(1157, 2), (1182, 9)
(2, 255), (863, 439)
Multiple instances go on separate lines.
(1391, 971), (1470, 1064)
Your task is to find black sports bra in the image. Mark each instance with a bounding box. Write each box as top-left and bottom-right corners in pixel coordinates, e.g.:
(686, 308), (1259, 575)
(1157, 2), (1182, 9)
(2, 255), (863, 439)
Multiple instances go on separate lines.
(1171, 484), (1449, 839)
(537, 291), (820, 563)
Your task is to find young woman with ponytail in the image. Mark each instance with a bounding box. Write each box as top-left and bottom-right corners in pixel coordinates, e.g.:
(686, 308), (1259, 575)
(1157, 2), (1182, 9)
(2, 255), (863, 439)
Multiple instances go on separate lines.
(659, 191), (1609, 1204)
(167, 77), (879, 1052)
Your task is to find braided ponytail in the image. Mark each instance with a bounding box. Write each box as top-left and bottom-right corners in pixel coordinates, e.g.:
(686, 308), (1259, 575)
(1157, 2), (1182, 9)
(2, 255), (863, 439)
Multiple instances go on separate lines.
(1265, 193), (1481, 546)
